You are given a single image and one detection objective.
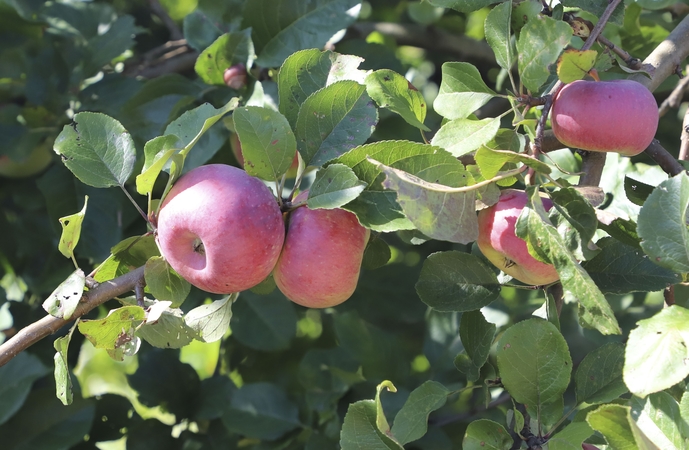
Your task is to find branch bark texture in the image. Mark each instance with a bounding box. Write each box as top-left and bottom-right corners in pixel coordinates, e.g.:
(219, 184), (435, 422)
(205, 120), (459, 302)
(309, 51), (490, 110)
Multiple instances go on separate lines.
(0, 266), (146, 367)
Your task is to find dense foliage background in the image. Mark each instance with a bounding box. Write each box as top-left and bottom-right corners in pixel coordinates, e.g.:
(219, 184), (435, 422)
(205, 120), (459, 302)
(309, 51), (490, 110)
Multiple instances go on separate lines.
(0, 0), (689, 449)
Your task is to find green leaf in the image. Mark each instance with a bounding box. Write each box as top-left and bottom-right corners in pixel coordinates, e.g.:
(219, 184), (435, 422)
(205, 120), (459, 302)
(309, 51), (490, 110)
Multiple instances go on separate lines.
(575, 342), (627, 405)
(194, 30), (254, 86)
(244, 0), (361, 68)
(307, 164), (366, 209)
(375, 380), (397, 436)
(230, 290), (297, 351)
(222, 382), (301, 440)
(484, 2), (516, 72)
(185, 293), (236, 343)
(459, 310), (496, 378)
(57, 195), (88, 261)
(365, 69), (429, 131)
(295, 80), (377, 166)
(598, 216), (641, 250)
(430, 117), (500, 157)
(144, 256), (191, 307)
(54, 112), (136, 188)
(557, 49), (597, 83)
(547, 422), (594, 450)
(496, 318), (572, 420)
(561, 0), (625, 25)
(233, 106), (297, 180)
(343, 190), (414, 232)
(53, 323), (77, 406)
(415, 251), (501, 312)
(278, 49), (368, 130)
(78, 305), (145, 350)
(340, 400), (405, 450)
(299, 347), (361, 411)
(624, 176), (656, 207)
(637, 172), (689, 273)
(462, 419), (512, 450)
(0, 352), (50, 426)
(136, 135), (179, 195)
(428, 0), (494, 14)
(475, 145), (550, 179)
(136, 306), (197, 349)
(42, 269), (85, 320)
(370, 163), (478, 244)
(516, 188), (621, 335)
(434, 62), (497, 120)
(517, 15), (572, 93)
(582, 238), (680, 294)
(165, 98), (239, 166)
(587, 404), (656, 450)
(631, 392), (685, 449)
(391, 381), (450, 445)
(549, 187), (599, 261)
(362, 234), (392, 270)
(623, 305), (689, 398)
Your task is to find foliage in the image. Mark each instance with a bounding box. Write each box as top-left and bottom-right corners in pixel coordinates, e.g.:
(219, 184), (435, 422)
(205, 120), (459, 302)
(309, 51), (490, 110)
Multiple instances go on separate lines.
(0, 0), (688, 449)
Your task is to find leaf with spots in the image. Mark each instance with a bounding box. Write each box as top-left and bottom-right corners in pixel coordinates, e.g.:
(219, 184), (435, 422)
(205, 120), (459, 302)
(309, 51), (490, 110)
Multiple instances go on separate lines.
(365, 69), (430, 131)
(54, 112), (136, 188)
(496, 318), (572, 422)
(557, 49), (598, 84)
(462, 419), (513, 450)
(57, 196), (88, 263)
(78, 306), (145, 351)
(42, 269), (86, 320)
(233, 106), (297, 181)
(517, 15), (572, 93)
(194, 30), (254, 86)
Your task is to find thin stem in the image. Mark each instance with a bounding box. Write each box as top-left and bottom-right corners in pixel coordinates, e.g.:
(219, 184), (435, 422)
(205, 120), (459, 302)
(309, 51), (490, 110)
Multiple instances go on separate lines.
(120, 185), (150, 226)
(679, 107), (689, 161)
(659, 66), (689, 116)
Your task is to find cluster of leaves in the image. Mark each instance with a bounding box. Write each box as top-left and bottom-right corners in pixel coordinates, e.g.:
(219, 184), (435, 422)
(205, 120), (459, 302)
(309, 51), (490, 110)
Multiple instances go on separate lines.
(1, 0), (689, 449)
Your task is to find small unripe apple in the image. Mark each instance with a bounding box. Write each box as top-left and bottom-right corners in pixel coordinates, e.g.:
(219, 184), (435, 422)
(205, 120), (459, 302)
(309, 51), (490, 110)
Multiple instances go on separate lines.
(223, 63), (247, 90)
(476, 189), (559, 286)
(0, 143), (52, 178)
(156, 164), (285, 294)
(551, 79), (658, 156)
(273, 191), (370, 308)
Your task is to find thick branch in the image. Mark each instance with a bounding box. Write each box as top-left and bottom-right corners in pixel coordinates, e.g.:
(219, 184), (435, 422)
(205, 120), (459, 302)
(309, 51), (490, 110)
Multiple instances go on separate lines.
(0, 266), (146, 367)
(646, 140), (686, 176)
(629, 14), (689, 92)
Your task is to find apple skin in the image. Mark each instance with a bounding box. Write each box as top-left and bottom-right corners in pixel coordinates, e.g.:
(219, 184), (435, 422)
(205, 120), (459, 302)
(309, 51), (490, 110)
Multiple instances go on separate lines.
(273, 191), (370, 308)
(156, 164), (285, 294)
(0, 143), (52, 178)
(581, 445), (600, 450)
(551, 79), (658, 156)
(476, 189), (559, 286)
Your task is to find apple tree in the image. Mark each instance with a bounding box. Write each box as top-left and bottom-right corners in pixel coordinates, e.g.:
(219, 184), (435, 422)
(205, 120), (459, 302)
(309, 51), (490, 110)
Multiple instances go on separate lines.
(1, 0), (689, 448)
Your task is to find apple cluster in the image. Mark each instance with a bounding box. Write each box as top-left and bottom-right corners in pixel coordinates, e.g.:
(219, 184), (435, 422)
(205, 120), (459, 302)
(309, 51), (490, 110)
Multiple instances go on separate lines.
(155, 164), (369, 308)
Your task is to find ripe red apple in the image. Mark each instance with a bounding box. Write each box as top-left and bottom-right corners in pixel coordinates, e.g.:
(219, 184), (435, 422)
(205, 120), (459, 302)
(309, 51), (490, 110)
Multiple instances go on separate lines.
(0, 143), (52, 178)
(156, 164), (285, 294)
(476, 189), (559, 286)
(551, 79), (658, 156)
(273, 191), (370, 308)
(223, 63), (247, 90)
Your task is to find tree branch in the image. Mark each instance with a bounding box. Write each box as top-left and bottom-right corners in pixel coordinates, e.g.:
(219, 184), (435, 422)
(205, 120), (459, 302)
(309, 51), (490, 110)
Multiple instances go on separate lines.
(0, 266), (146, 367)
(646, 139), (687, 176)
(629, 14), (689, 92)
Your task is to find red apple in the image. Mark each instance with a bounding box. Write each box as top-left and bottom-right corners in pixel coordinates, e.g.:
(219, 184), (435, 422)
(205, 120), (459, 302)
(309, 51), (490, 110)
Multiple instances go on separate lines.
(551, 79), (658, 156)
(581, 444), (600, 450)
(273, 191), (370, 308)
(156, 164), (285, 294)
(476, 189), (559, 286)
(0, 143), (52, 178)
(223, 63), (247, 90)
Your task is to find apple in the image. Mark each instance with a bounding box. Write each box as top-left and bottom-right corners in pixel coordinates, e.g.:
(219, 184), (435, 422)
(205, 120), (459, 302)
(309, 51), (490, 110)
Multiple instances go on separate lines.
(223, 63), (247, 90)
(551, 79), (658, 156)
(0, 143), (52, 178)
(273, 191), (370, 308)
(476, 189), (559, 286)
(155, 164), (285, 294)
(581, 445), (600, 450)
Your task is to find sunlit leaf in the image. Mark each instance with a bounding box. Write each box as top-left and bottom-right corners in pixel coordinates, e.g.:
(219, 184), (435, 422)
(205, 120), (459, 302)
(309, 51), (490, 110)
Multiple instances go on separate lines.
(434, 62), (496, 120)
(517, 15), (572, 93)
(365, 69), (429, 131)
